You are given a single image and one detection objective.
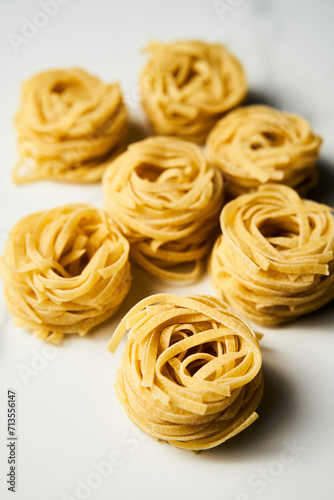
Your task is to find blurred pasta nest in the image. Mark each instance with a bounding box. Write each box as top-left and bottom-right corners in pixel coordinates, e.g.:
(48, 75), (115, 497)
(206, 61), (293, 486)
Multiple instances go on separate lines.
(0, 204), (131, 343)
(206, 105), (322, 198)
(14, 68), (128, 183)
(102, 136), (224, 280)
(108, 293), (263, 451)
(140, 40), (247, 143)
(210, 184), (334, 325)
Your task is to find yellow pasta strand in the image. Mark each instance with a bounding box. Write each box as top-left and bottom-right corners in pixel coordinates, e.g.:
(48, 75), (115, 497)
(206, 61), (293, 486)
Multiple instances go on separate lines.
(108, 293), (263, 451)
(102, 136), (224, 280)
(14, 68), (128, 183)
(206, 105), (322, 198)
(0, 204), (131, 342)
(209, 184), (334, 325)
(140, 40), (247, 143)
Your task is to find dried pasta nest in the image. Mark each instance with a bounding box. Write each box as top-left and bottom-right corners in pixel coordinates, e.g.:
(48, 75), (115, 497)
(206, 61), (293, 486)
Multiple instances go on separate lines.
(140, 40), (247, 143)
(206, 105), (322, 198)
(108, 294), (263, 451)
(102, 136), (224, 280)
(14, 68), (128, 183)
(0, 204), (131, 343)
(210, 184), (334, 325)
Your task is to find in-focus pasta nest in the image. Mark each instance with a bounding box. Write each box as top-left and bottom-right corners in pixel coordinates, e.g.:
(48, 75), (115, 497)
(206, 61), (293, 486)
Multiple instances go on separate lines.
(102, 136), (224, 280)
(210, 184), (334, 325)
(206, 105), (322, 198)
(140, 40), (247, 143)
(14, 68), (128, 183)
(0, 204), (131, 343)
(108, 294), (263, 451)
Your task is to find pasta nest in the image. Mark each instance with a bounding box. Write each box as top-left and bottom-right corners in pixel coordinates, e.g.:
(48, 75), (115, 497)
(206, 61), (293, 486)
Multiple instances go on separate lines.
(102, 136), (224, 280)
(210, 184), (334, 325)
(206, 105), (322, 198)
(14, 68), (128, 183)
(139, 40), (247, 143)
(0, 204), (131, 343)
(108, 294), (263, 451)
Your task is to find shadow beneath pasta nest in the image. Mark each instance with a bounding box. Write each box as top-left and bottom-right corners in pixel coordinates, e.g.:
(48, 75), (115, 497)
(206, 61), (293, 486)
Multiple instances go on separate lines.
(139, 262), (208, 290)
(307, 157), (334, 206)
(289, 300), (334, 333)
(245, 297), (334, 334)
(244, 89), (282, 109)
(87, 258), (212, 345)
(201, 357), (296, 462)
(125, 119), (150, 148)
(86, 263), (158, 343)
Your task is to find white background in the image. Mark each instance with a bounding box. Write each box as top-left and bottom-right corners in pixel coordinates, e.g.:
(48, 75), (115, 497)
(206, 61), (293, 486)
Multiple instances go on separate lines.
(0, 1), (334, 499)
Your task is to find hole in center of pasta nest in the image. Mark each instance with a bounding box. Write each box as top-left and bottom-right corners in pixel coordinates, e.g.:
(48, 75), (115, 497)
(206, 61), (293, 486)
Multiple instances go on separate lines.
(259, 217), (300, 241)
(55, 250), (91, 278)
(52, 81), (87, 104)
(250, 142), (262, 150)
(185, 358), (208, 377)
(52, 82), (67, 94)
(175, 66), (198, 87)
(135, 163), (165, 182)
(261, 130), (285, 146)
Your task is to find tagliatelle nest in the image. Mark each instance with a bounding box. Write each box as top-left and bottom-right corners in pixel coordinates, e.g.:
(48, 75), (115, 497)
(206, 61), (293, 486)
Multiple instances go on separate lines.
(102, 136), (224, 280)
(139, 40), (247, 143)
(206, 105), (322, 198)
(108, 294), (263, 451)
(0, 204), (131, 343)
(209, 184), (334, 325)
(14, 68), (128, 183)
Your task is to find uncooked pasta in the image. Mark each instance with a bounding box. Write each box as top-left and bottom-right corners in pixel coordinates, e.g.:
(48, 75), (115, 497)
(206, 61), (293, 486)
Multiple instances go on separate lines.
(140, 40), (247, 143)
(210, 184), (334, 325)
(206, 105), (322, 198)
(14, 68), (128, 183)
(0, 204), (131, 342)
(108, 293), (263, 451)
(102, 136), (224, 280)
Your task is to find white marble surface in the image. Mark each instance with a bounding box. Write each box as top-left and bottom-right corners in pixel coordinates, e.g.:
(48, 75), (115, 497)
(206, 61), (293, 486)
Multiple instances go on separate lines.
(0, 1), (333, 499)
